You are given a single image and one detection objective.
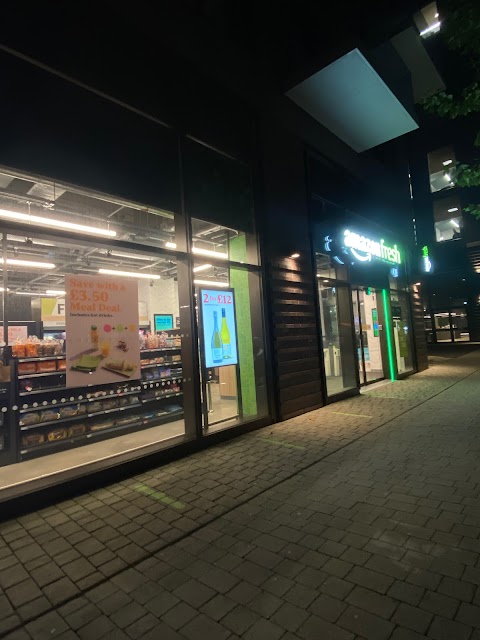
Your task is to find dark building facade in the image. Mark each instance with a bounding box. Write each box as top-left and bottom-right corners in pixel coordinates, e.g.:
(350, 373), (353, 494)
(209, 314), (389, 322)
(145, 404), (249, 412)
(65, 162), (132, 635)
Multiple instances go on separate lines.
(407, 1), (480, 343)
(0, 4), (431, 500)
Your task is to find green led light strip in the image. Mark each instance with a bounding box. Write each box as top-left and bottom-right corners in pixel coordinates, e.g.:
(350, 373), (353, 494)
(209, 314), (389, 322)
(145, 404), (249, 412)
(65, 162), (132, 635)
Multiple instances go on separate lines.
(382, 289), (396, 381)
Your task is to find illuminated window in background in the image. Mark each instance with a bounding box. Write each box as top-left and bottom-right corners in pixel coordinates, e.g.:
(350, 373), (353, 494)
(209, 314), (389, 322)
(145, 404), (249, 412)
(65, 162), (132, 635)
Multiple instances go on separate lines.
(428, 146), (456, 193)
(414, 2), (441, 37)
(433, 196), (463, 242)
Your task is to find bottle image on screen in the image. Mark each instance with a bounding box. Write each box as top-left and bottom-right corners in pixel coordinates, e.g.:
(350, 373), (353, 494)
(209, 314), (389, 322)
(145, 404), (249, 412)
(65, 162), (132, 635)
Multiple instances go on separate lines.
(211, 311), (223, 364)
(220, 308), (232, 359)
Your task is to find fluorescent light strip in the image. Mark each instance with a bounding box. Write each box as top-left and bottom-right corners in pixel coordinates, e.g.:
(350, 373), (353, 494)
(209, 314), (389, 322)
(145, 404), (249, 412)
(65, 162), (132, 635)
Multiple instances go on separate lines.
(0, 208), (116, 237)
(109, 251), (154, 261)
(451, 219), (460, 228)
(15, 291), (47, 296)
(420, 21), (441, 36)
(448, 207), (459, 213)
(443, 159), (453, 166)
(98, 268), (160, 280)
(192, 247), (228, 259)
(193, 264), (212, 273)
(46, 290), (66, 296)
(4, 258), (55, 269)
(194, 279), (229, 287)
(165, 242), (177, 249)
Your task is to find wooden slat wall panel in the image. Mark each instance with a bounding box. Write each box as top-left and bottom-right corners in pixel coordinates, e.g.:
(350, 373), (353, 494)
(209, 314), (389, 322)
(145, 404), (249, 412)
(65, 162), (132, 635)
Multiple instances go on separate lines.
(268, 256), (324, 420)
(411, 287), (428, 372)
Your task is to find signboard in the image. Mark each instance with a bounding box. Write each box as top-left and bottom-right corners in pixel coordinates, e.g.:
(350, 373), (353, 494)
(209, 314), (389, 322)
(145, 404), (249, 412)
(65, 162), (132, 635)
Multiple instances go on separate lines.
(65, 274), (141, 388)
(41, 298), (66, 328)
(200, 289), (238, 369)
(372, 309), (379, 337)
(422, 245), (432, 273)
(324, 228), (402, 267)
(154, 314), (174, 332)
(7, 325), (28, 343)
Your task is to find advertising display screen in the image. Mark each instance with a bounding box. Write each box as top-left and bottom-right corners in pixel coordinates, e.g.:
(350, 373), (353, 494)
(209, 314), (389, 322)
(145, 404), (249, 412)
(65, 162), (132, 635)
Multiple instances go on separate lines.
(200, 289), (238, 369)
(154, 314), (174, 332)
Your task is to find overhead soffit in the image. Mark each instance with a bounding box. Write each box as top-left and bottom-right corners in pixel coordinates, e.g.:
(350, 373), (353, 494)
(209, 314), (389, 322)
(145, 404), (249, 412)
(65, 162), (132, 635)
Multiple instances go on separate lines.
(286, 48), (419, 153)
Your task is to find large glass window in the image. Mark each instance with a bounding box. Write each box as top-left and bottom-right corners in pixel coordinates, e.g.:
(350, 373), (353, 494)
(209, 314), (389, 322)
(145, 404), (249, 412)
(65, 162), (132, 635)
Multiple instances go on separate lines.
(414, 2), (440, 38)
(433, 309), (469, 342)
(434, 196), (463, 242)
(390, 292), (414, 374)
(428, 146), (455, 193)
(194, 257), (268, 433)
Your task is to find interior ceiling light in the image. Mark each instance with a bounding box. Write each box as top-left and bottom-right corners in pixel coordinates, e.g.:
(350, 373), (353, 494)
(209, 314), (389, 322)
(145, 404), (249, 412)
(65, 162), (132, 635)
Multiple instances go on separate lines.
(194, 279), (229, 287)
(15, 291), (49, 296)
(420, 21), (441, 36)
(290, 253), (300, 259)
(109, 251), (154, 261)
(3, 258), (55, 269)
(45, 290), (66, 296)
(448, 207), (459, 213)
(0, 208), (116, 237)
(98, 268), (160, 280)
(193, 264), (212, 273)
(0, 287), (9, 292)
(165, 242), (177, 249)
(192, 247), (228, 259)
(443, 159), (453, 166)
(444, 173), (451, 181)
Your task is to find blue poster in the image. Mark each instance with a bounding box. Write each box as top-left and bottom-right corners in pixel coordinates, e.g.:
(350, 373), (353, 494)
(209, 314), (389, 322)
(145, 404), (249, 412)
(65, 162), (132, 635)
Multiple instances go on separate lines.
(154, 314), (173, 332)
(200, 289), (238, 369)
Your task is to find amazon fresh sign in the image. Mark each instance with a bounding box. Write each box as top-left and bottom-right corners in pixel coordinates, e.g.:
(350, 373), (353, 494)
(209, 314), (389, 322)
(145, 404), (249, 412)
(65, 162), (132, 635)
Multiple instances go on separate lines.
(343, 230), (401, 265)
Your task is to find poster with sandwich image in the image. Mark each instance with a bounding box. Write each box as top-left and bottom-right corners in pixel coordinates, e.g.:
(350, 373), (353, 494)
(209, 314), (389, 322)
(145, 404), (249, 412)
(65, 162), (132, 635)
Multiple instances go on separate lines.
(65, 274), (141, 388)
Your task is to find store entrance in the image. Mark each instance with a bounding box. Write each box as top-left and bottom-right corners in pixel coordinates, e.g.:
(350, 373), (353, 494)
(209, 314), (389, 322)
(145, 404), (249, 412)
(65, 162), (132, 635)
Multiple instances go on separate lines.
(351, 288), (385, 385)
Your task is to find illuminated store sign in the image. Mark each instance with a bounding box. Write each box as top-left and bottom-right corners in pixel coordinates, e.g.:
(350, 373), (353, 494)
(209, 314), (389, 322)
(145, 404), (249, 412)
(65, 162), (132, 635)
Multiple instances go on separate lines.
(324, 229), (402, 266)
(422, 245), (432, 273)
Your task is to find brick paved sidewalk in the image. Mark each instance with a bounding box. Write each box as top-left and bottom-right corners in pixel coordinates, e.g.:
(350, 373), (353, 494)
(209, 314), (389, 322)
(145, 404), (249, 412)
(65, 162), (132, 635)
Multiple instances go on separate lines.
(2, 350), (480, 639)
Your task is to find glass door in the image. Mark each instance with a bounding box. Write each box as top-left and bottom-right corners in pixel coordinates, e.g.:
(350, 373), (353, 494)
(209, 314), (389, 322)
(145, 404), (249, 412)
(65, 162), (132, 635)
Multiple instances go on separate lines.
(352, 288), (385, 385)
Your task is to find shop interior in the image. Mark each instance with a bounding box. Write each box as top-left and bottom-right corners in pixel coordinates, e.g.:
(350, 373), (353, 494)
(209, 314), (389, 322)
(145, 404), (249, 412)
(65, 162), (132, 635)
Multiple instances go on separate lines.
(0, 169), (268, 483)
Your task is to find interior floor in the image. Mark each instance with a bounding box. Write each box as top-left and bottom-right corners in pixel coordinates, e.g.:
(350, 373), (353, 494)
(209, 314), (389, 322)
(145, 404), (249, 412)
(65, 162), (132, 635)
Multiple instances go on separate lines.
(0, 419), (185, 499)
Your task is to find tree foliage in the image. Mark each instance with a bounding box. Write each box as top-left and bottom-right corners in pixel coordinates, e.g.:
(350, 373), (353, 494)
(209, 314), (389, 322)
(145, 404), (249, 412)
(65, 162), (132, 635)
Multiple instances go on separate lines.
(421, 0), (480, 218)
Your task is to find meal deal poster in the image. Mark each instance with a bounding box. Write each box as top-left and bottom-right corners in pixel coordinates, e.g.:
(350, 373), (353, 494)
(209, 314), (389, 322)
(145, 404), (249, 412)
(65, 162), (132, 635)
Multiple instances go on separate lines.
(200, 289), (238, 369)
(65, 274), (141, 388)
(41, 297), (66, 328)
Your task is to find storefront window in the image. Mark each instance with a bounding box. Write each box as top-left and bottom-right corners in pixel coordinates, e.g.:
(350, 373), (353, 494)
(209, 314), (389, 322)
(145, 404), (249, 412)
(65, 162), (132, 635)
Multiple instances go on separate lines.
(433, 308), (469, 342)
(390, 291), (414, 374)
(433, 196), (463, 242)
(194, 258), (268, 433)
(3, 232), (186, 460)
(427, 146), (455, 193)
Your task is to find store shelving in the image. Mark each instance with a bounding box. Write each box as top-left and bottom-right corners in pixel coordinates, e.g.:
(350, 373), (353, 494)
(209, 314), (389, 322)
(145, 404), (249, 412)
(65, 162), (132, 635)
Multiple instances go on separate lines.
(13, 342), (184, 460)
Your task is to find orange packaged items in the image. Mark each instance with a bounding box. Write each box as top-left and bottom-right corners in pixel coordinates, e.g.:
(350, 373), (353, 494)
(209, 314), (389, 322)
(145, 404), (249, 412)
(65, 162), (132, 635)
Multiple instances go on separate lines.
(12, 341), (26, 357)
(36, 360), (57, 373)
(18, 362), (36, 375)
(57, 359), (66, 371)
(25, 340), (39, 358)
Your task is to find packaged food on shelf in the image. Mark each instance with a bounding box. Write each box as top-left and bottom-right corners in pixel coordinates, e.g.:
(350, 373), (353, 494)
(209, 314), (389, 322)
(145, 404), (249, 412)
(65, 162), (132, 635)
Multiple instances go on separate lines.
(19, 412), (41, 427)
(18, 362), (36, 375)
(118, 396), (130, 407)
(101, 399), (118, 411)
(116, 415), (139, 427)
(39, 409), (60, 423)
(67, 424), (86, 437)
(47, 428), (67, 441)
(160, 368), (171, 378)
(12, 341), (26, 357)
(59, 405), (84, 418)
(44, 342), (56, 356)
(22, 433), (45, 447)
(25, 339), (39, 357)
(57, 359), (66, 371)
(36, 360), (57, 373)
(89, 401), (103, 414)
(90, 419), (114, 432)
(130, 396), (140, 405)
